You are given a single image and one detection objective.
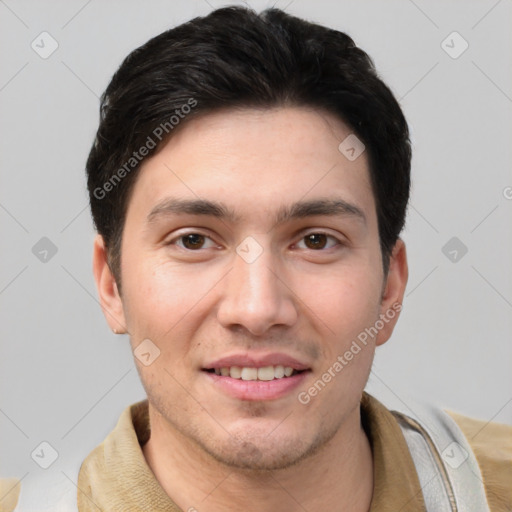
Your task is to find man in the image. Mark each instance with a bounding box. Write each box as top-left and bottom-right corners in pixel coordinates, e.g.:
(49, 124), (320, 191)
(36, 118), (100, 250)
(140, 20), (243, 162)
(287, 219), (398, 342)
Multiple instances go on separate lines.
(81, 5), (512, 512)
(3, 5), (509, 512)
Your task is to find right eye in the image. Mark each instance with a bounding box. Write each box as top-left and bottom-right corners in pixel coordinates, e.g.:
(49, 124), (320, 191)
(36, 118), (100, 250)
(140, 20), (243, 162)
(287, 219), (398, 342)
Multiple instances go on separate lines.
(167, 232), (218, 251)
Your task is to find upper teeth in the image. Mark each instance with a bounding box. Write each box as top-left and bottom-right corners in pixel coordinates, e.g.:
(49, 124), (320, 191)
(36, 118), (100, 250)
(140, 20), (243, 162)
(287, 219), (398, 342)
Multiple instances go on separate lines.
(214, 366), (295, 380)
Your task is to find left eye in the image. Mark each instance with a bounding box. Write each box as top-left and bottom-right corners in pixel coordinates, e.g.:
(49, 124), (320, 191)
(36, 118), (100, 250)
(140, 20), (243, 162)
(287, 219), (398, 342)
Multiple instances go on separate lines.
(296, 233), (340, 250)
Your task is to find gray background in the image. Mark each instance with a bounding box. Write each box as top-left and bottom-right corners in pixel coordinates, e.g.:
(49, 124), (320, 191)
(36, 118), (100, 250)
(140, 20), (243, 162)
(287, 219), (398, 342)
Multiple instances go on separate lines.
(1, 0), (511, 482)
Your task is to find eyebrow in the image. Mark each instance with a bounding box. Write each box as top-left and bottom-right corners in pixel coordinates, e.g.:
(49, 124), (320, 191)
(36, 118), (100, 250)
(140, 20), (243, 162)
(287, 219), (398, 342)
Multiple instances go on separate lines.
(146, 197), (367, 226)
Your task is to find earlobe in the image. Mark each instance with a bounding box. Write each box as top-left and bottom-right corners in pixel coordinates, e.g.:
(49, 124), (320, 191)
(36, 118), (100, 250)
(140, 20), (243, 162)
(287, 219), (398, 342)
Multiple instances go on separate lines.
(92, 234), (128, 334)
(375, 238), (408, 347)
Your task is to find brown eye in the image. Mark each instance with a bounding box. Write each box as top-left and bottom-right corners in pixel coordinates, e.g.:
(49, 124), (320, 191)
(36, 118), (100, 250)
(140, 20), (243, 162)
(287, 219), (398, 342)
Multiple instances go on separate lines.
(180, 234), (206, 250)
(168, 232), (217, 251)
(296, 233), (340, 251)
(304, 233), (328, 249)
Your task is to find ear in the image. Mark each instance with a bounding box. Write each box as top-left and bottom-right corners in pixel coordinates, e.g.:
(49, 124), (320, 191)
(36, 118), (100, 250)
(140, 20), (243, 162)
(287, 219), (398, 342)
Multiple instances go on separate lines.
(375, 238), (408, 347)
(92, 234), (127, 333)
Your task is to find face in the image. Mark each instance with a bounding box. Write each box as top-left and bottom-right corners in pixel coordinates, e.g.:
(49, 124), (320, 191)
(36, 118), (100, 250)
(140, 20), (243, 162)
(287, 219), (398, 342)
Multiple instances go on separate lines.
(94, 106), (408, 470)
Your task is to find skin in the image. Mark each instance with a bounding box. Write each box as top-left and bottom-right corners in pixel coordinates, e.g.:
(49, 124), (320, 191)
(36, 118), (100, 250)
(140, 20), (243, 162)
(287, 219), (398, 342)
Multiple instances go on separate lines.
(93, 106), (408, 511)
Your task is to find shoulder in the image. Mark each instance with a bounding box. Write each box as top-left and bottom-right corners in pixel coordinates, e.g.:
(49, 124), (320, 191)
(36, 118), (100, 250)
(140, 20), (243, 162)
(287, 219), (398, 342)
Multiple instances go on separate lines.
(0, 471), (78, 512)
(0, 478), (20, 512)
(1, 457), (81, 512)
(445, 409), (512, 512)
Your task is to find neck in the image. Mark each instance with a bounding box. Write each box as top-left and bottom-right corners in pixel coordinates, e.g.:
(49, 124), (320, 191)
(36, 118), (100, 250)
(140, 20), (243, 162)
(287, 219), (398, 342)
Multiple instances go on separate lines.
(142, 404), (374, 512)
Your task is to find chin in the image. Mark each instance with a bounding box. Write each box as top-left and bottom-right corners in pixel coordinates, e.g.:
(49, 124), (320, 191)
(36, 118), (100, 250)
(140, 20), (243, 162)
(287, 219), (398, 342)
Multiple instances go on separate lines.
(201, 425), (338, 472)
(206, 444), (308, 471)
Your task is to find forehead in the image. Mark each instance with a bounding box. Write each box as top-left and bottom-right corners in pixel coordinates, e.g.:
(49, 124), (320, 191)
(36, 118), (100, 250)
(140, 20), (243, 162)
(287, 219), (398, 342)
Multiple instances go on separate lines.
(128, 106), (376, 228)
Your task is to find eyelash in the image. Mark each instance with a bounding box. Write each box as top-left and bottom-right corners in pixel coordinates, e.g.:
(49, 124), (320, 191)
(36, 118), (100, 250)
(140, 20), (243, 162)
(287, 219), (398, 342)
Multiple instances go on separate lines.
(167, 231), (343, 252)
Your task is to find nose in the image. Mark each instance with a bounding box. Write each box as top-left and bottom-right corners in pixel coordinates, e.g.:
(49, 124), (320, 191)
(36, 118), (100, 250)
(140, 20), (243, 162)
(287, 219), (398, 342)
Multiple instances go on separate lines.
(216, 241), (298, 336)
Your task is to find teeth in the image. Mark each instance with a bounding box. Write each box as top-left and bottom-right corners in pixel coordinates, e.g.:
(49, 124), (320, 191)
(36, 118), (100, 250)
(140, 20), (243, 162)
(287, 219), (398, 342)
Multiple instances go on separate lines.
(214, 365), (298, 381)
(241, 367), (258, 380)
(230, 366), (242, 379)
(257, 366), (275, 381)
(274, 365), (285, 378)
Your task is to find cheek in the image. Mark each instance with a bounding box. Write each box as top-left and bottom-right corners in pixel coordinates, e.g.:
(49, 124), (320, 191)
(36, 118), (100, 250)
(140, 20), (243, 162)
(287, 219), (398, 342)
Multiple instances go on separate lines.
(121, 257), (180, 334)
(122, 255), (218, 340)
(296, 264), (381, 340)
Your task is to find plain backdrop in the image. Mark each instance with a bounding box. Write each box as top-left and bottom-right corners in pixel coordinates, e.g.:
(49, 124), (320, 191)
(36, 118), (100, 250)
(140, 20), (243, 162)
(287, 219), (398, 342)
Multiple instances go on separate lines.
(1, 0), (511, 480)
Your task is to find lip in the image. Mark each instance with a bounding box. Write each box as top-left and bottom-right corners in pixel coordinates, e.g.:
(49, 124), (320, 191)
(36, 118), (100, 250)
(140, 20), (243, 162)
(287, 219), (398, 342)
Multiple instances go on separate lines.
(203, 352), (311, 371)
(203, 370), (310, 401)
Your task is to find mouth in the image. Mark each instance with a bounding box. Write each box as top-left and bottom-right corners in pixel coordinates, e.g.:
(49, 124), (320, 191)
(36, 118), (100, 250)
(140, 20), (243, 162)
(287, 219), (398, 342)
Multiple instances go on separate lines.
(201, 356), (312, 401)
